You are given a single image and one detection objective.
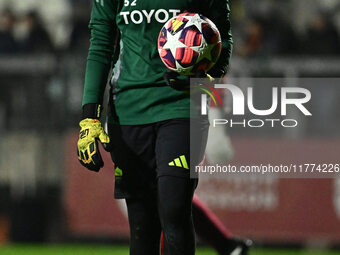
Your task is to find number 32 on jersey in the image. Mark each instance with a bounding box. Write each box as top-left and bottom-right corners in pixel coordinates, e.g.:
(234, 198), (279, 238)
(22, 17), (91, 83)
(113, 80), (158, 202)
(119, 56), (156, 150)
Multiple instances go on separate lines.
(124, 0), (137, 7)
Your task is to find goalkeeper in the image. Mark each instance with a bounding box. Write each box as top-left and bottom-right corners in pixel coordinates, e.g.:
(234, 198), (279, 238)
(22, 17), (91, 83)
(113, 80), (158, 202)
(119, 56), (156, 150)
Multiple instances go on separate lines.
(77, 0), (233, 254)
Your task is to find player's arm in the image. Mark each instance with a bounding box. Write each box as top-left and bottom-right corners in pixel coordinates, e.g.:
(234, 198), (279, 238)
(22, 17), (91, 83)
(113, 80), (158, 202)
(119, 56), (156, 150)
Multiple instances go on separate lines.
(83, 0), (117, 106)
(78, 0), (117, 172)
(204, 0), (233, 78)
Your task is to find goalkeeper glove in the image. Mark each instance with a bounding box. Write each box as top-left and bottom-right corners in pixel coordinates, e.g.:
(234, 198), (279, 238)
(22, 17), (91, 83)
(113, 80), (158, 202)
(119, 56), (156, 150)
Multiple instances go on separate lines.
(77, 104), (111, 172)
(163, 71), (190, 90)
(163, 71), (214, 90)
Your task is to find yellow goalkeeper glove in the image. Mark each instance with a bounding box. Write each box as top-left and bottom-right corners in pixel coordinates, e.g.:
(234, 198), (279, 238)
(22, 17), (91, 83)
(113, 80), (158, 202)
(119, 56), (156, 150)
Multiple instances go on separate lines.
(77, 104), (111, 172)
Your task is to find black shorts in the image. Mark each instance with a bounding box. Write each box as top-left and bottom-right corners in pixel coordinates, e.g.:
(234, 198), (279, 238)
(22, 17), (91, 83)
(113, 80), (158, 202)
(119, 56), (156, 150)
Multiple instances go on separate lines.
(108, 118), (209, 199)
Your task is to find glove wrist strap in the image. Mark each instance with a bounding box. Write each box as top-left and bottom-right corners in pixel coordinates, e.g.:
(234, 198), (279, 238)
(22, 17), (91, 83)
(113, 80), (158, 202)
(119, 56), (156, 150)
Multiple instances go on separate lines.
(82, 103), (102, 119)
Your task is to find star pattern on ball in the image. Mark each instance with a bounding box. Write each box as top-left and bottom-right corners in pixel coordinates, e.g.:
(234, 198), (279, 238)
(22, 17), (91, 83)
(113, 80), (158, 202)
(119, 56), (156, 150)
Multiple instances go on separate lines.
(193, 41), (216, 62)
(161, 29), (187, 61)
(182, 13), (208, 33)
(190, 37), (207, 54)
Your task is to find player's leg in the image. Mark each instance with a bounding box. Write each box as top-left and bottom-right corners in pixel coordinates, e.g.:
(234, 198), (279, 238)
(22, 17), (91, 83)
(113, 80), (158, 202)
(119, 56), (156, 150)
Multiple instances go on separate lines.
(158, 193), (252, 255)
(155, 118), (208, 255)
(192, 195), (251, 255)
(192, 194), (232, 249)
(158, 176), (197, 255)
(108, 123), (161, 255)
(126, 195), (162, 255)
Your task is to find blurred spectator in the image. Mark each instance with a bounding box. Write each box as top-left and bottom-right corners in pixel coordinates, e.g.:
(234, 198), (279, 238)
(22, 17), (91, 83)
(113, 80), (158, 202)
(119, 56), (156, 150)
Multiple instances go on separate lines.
(261, 12), (300, 55)
(0, 9), (17, 54)
(15, 11), (54, 53)
(304, 12), (340, 55)
(68, 1), (91, 53)
(0, 0), (72, 50)
(237, 14), (299, 58)
(240, 18), (265, 57)
(69, 18), (90, 53)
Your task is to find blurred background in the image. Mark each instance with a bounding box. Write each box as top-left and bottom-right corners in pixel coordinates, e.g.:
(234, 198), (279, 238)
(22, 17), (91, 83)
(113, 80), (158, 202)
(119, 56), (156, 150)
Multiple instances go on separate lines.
(0, 0), (340, 254)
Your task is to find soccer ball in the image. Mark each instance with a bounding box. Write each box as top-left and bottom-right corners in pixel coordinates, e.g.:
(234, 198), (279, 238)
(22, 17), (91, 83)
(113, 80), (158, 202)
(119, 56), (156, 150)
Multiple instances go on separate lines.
(158, 13), (221, 76)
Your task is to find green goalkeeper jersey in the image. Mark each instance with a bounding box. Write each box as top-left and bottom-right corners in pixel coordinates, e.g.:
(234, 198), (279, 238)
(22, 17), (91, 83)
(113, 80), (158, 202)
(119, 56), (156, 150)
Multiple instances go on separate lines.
(82, 0), (233, 125)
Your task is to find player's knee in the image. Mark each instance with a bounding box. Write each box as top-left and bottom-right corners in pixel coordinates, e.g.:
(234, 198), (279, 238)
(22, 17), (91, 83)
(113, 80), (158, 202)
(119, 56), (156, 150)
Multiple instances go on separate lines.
(157, 176), (194, 228)
(161, 204), (191, 229)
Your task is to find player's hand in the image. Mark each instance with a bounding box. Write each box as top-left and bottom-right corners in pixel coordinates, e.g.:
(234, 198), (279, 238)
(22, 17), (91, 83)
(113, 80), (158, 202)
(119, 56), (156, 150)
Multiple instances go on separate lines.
(163, 71), (214, 90)
(77, 118), (111, 172)
(163, 71), (190, 91)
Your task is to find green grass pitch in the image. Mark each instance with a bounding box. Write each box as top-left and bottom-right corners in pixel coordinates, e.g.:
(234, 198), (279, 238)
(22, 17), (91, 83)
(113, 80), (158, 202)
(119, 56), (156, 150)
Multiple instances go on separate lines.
(0, 244), (339, 255)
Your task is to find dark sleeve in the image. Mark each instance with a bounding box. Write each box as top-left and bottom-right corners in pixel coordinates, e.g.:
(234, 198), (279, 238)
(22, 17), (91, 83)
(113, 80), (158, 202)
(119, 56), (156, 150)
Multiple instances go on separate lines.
(82, 0), (118, 106)
(205, 0), (233, 77)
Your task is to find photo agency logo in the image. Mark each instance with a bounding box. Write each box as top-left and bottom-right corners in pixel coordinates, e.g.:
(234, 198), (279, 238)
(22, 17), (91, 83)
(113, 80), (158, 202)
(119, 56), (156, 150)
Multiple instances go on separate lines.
(200, 83), (312, 128)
